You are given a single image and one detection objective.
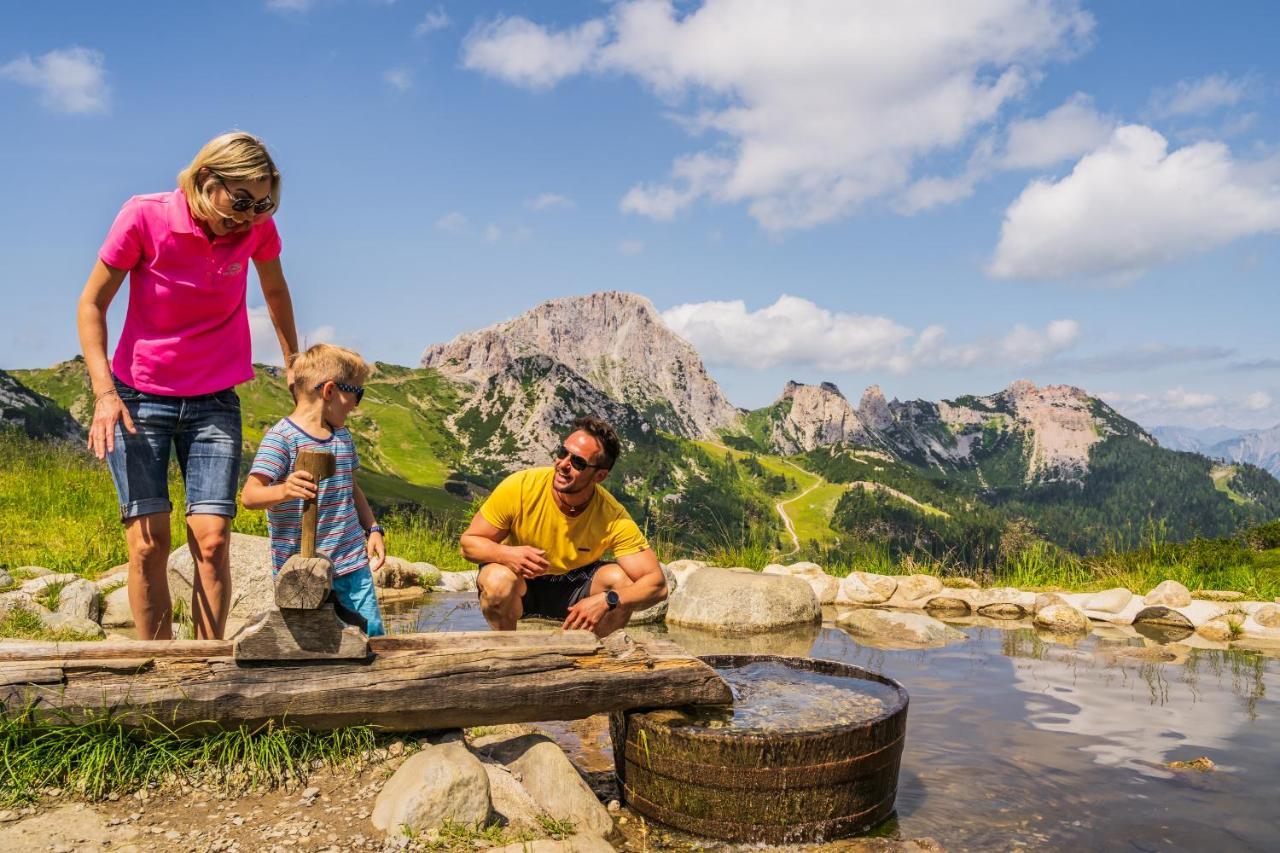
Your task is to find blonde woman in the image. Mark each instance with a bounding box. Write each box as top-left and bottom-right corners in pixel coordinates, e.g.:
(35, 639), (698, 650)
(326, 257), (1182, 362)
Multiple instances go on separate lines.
(76, 131), (300, 640)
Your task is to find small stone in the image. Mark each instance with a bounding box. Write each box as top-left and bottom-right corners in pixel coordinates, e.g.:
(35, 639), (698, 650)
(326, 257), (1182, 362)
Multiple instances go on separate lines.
(301, 786), (320, 800)
(387, 740), (405, 757)
(1254, 604), (1280, 629)
(0, 810), (18, 822)
(1144, 579), (1192, 608)
(1034, 604), (1089, 634)
(1166, 756), (1215, 772)
(607, 800), (621, 812)
(166, 830), (182, 840)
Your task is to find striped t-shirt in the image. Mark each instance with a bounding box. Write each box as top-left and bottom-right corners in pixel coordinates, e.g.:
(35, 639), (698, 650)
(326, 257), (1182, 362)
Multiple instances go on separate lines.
(249, 418), (369, 577)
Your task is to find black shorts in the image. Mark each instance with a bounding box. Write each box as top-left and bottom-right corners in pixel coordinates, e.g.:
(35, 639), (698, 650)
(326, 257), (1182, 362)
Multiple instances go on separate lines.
(520, 560), (607, 620)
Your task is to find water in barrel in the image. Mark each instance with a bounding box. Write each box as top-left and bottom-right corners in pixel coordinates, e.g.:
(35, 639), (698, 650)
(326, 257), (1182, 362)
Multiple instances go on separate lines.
(683, 659), (901, 732)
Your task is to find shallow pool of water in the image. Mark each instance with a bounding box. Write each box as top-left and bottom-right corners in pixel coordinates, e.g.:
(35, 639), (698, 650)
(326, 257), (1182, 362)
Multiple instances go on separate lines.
(392, 594), (1280, 851)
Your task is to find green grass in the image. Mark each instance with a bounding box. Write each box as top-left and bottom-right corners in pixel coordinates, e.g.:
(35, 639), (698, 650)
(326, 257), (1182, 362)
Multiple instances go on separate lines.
(1212, 464), (1248, 505)
(0, 606), (102, 642)
(783, 482), (847, 545)
(0, 710), (379, 805)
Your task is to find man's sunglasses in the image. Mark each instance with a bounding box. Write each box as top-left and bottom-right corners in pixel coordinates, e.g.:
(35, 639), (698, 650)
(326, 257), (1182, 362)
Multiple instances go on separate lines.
(315, 380), (364, 404)
(216, 175), (275, 215)
(554, 444), (603, 472)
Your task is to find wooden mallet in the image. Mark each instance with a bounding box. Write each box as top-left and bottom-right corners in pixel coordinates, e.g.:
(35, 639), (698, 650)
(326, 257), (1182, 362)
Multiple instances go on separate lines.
(274, 449), (337, 609)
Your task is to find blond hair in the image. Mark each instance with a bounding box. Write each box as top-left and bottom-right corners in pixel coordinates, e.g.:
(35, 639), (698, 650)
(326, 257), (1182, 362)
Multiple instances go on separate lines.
(290, 344), (370, 396)
(176, 131), (280, 226)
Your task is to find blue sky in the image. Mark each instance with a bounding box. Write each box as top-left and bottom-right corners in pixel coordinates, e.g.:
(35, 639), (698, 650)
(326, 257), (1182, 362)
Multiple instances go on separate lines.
(1, 1), (1277, 429)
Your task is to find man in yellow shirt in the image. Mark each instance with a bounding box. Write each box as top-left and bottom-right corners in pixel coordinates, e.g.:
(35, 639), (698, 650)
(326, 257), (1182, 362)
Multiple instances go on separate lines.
(460, 416), (667, 637)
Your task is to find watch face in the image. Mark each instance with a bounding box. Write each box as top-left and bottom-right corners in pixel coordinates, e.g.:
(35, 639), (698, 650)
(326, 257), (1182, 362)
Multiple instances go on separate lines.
(606, 590), (620, 609)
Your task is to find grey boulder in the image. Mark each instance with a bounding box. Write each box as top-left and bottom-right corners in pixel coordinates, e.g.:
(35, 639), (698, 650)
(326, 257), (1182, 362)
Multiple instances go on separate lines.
(167, 533), (275, 621)
(472, 732), (613, 838)
(371, 739), (491, 835)
(837, 609), (965, 648)
(666, 566), (820, 634)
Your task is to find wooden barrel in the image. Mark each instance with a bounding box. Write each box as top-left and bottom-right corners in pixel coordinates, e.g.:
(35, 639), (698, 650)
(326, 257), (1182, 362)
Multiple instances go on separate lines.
(613, 654), (908, 844)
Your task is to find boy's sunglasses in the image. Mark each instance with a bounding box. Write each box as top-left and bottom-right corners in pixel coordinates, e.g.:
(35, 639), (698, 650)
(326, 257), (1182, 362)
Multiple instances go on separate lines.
(315, 380), (364, 404)
(554, 444), (602, 472)
(216, 175), (275, 214)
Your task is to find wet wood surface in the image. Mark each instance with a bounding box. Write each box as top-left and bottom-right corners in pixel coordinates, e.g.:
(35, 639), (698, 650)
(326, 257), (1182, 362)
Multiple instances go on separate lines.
(0, 631), (731, 732)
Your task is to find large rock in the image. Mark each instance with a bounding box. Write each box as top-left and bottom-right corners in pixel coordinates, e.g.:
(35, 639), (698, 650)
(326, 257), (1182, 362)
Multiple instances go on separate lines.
(887, 574), (943, 605)
(836, 609), (965, 647)
(19, 572), (80, 595)
(371, 739), (491, 835)
(437, 569), (479, 593)
(55, 579), (100, 623)
(472, 733), (613, 838)
(1144, 580), (1192, 608)
(1034, 592), (1069, 614)
(100, 585), (134, 628)
(967, 587), (1034, 619)
(666, 566), (819, 634)
(1033, 604), (1089, 633)
(480, 760), (546, 830)
(762, 562), (838, 603)
(40, 612), (106, 639)
(167, 533), (274, 621)
(923, 596), (970, 616)
(1134, 600), (1225, 629)
(373, 556), (425, 589)
(664, 559), (706, 589)
(629, 564), (676, 625)
(1084, 588), (1133, 613)
(1083, 596), (1146, 626)
(836, 572), (898, 605)
(0, 590), (45, 619)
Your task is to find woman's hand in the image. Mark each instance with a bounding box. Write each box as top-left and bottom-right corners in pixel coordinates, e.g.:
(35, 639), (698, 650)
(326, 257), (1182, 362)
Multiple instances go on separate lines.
(88, 391), (136, 459)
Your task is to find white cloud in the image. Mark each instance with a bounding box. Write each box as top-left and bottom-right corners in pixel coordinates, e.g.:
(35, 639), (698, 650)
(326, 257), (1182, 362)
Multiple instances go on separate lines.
(661, 295), (1077, 373)
(484, 224), (502, 243)
(1, 46), (109, 114)
(249, 306), (335, 366)
(463, 1), (1093, 231)
(1245, 391), (1273, 411)
(1148, 73), (1256, 119)
(415, 7), (450, 37)
(462, 16), (606, 90)
(1103, 387), (1218, 411)
(1002, 93), (1114, 169)
(618, 239), (645, 255)
(989, 125), (1280, 281)
(526, 192), (574, 211)
(384, 68), (412, 91)
(435, 211), (468, 232)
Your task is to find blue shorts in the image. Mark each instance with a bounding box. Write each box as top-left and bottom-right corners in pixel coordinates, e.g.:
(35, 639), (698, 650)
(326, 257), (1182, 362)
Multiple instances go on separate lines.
(333, 568), (385, 637)
(105, 376), (242, 521)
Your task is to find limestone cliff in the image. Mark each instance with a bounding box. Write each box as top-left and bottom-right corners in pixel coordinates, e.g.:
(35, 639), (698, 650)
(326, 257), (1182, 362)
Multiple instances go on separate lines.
(421, 292), (738, 438)
(768, 381), (872, 454)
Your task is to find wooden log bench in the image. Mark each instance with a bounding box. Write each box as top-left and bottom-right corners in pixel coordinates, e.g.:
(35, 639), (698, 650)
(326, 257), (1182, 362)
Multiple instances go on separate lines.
(0, 630), (731, 732)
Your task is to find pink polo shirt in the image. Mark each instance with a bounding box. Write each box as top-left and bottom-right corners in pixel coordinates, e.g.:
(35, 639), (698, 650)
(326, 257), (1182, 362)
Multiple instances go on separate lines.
(99, 189), (282, 396)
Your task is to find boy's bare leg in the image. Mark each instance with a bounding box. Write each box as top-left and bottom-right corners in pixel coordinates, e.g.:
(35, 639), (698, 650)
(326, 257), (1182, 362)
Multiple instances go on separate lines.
(588, 563), (635, 638)
(186, 514), (232, 640)
(477, 563), (526, 630)
(125, 512), (173, 640)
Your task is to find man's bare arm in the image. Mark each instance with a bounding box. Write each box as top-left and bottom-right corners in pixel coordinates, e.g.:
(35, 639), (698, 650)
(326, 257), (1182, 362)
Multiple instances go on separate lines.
(459, 513), (550, 577)
(614, 548), (666, 610)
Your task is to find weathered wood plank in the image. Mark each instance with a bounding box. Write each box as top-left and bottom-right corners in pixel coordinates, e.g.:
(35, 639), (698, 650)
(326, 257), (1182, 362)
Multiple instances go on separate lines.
(0, 640), (231, 662)
(0, 632), (731, 732)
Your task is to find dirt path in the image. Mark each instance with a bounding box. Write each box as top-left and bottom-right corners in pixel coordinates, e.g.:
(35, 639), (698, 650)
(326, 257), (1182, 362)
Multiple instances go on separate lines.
(776, 478), (821, 555)
(848, 481), (949, 517)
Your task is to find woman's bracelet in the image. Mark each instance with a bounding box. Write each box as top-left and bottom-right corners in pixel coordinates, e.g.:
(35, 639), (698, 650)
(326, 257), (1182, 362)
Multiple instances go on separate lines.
(95, 388), (119, 402)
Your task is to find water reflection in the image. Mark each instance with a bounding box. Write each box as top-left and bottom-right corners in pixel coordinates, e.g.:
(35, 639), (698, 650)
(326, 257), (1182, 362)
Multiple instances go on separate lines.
(405, 594), (1280, 851)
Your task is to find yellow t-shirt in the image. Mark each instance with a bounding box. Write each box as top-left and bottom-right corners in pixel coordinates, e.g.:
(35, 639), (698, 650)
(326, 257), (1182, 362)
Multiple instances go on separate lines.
(479, 467), (650, 574)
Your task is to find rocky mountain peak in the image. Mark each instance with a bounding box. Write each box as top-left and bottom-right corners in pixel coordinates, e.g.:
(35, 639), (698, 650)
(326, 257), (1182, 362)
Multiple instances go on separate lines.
(858, 385), (893, 432)
(421, 291), (738, 438)
(768, 380), (869, 455)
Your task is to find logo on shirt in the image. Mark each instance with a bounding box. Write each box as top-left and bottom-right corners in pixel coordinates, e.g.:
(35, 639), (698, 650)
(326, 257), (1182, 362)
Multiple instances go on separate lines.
(220, 263), (244, 275)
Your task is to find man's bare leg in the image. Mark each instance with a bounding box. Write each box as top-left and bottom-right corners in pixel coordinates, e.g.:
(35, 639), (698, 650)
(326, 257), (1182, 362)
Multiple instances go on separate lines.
(588, 563), (635, 638)
(477, 563), (526, 630)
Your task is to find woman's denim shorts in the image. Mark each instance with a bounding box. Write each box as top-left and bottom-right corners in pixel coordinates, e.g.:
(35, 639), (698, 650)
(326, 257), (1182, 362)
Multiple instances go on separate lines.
(105, 376), (242, 521)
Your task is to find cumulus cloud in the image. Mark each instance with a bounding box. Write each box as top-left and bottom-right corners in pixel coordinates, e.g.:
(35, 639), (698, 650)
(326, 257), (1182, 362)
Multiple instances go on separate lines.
(1245, 391), (1273, 411)
(435, 211), (468, 232)
(384, 68), (412, 91)
(1147, 73), (1257, 119)
(661, 295), (1077, 374)
(989, 125), (1280, 281)
(526, 192), (574, 211)
(415, 7), (450, 37)
(249, 306), (334, 366)
(462, 16), (606, 90)
(1001, 93), (1114, 169)
(462, 1), (1094, 230)
(1, 46), (109, 114)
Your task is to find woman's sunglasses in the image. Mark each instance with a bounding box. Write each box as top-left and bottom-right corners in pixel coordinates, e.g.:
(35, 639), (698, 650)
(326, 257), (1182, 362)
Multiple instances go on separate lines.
(216, 175), (275, 215)
(554, 444), (602, 472)
(315, 380), (364, 404)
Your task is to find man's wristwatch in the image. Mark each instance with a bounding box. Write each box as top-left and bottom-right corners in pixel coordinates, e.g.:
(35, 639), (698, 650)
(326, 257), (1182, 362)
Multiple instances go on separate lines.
(605, 590), (620, 610)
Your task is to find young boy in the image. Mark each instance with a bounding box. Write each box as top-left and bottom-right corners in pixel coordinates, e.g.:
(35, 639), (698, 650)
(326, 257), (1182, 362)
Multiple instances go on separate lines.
(241, 343), (386, 635)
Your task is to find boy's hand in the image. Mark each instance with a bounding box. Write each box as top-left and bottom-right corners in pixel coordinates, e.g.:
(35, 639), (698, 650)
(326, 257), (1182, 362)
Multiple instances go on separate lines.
(366, 531), (386, 571)
(281, 470), (317, 501)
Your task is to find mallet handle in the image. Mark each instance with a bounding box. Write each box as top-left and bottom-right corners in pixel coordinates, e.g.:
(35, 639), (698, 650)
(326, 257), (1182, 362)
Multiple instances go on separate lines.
(296, 449), (336, 558)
